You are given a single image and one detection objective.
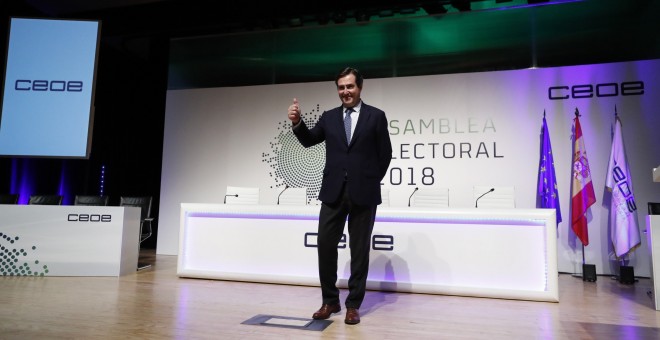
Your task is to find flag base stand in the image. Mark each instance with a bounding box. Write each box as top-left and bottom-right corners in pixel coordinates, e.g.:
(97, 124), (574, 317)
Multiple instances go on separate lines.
(582, 264), (597, 282)
(617, 265), (636, 285)
(570, 264), (597, 282)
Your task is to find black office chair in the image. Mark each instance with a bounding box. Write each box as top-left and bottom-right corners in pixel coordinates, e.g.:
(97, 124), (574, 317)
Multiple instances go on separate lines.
(120, 196), (155, 270)
(28, 194), (63, 205)
(0, 194), (19, 204)
(74, 195), (110, 206)
(649, 202), (660, 215)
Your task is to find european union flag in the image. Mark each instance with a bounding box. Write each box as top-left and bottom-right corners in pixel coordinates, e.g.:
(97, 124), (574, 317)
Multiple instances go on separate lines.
(538, 115), (562, 224)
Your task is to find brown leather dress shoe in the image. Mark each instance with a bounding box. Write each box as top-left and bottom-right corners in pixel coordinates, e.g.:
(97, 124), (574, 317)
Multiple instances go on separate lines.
(344, 308), (360, 325)
(312, 303), (341, 320)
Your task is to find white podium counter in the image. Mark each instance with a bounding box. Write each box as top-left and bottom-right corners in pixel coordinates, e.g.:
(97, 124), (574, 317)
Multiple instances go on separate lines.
(647, 215), (660, 310)
(178, 204), (558, 302)
(0, 205), (141, 276)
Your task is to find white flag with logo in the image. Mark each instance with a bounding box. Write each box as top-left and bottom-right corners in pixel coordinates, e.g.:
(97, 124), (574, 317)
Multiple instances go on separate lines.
(605, 115), (640, 258)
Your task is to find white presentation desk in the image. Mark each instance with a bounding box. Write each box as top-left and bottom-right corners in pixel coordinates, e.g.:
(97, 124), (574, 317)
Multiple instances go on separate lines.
(178, 204), (558, 302)
(0, 205), (141, 276)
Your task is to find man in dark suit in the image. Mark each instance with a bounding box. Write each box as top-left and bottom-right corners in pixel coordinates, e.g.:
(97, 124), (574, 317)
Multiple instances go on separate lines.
(287, 67), (392, 325)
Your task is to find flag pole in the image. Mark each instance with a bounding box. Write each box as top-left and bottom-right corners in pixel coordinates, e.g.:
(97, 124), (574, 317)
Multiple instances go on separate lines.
(573, 107), (596, 282)
(609, 105), (638, 284)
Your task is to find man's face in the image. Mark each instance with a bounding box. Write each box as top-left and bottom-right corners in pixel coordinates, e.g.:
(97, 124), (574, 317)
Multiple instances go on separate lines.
(337, 74), (361, 108)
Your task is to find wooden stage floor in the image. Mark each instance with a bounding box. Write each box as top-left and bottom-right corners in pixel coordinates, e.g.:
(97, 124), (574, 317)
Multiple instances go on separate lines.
(1, 249), (659, 339)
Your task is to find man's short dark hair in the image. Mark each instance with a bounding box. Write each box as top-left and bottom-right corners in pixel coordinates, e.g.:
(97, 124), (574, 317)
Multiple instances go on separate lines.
(335, 67), (364, 89)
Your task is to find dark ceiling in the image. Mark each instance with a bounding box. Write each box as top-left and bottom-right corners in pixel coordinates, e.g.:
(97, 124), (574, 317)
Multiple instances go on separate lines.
(2, 0), (659, 89)
(4, 1), (582, 38)
(4, 0), (658, 89)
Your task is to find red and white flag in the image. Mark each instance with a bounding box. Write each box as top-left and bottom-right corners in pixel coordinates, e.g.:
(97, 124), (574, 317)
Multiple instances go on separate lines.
(606, 114), (640, 258)
(571, 113), (596, 246)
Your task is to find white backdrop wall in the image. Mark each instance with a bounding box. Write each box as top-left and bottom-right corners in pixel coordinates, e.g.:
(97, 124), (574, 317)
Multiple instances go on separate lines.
(159, 59), (660, 276)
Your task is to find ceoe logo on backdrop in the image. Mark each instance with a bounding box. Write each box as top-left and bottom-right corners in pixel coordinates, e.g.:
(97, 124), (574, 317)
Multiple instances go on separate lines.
(548, 81), (643, 100)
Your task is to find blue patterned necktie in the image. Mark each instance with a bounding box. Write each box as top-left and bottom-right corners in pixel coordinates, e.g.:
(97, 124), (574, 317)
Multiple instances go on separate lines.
(344, 108), (353, 143)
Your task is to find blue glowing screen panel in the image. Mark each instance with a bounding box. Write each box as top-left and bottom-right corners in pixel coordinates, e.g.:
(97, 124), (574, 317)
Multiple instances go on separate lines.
(0, 17), (100, 158)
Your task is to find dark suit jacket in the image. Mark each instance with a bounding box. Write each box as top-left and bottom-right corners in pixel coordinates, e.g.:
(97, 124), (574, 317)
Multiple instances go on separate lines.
(293, 102), (392, 206)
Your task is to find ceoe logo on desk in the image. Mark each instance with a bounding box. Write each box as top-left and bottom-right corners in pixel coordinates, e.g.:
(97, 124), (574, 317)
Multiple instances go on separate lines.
(304, 232), (394, 251)
(67, 214), (112, 222)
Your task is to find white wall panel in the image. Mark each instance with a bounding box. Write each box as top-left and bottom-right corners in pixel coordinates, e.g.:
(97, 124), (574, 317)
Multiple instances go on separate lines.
(159, 60), (660, 277)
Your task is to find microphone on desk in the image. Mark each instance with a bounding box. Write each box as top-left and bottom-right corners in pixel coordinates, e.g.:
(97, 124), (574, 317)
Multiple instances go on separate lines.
(224, 194), (238, 204)
(277, 184), (289, 205)
(475, 188), (495, 208)
(408, 187), (419, 207)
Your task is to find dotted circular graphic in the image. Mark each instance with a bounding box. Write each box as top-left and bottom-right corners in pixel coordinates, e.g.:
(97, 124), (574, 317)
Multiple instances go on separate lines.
(263, 104), (325, 204)
(0, 231), (47, 276)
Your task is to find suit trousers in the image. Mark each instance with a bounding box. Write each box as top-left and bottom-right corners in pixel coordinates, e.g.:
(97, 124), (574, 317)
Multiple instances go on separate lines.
(317, 180), (377, 309)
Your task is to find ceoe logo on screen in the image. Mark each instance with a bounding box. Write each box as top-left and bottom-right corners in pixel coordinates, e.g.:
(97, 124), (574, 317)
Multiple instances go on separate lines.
(14, 79), (83, 92)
